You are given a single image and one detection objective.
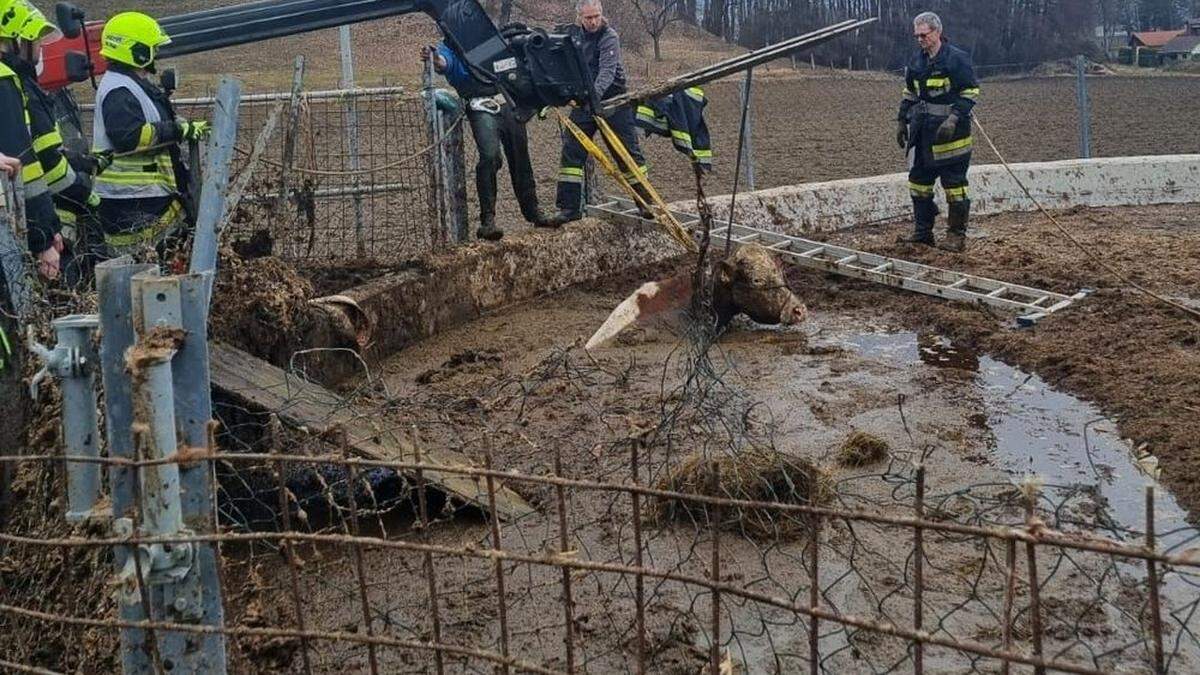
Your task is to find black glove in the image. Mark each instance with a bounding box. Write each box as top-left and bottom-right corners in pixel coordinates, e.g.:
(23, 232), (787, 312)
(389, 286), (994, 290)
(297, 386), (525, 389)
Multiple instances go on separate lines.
(896, 120), (908, 149)
(936, 114), (960, 144)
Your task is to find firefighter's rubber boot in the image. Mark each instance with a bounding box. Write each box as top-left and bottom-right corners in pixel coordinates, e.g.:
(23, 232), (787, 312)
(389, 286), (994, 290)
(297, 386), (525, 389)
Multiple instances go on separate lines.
(477, 215), (504, 242)
(897, 199), (937, 246)
(542, 210), (581, 228)
(940, 200), (969, 253)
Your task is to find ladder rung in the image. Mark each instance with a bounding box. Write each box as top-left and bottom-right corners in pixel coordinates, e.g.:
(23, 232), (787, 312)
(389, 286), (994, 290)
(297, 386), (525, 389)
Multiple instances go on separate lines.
(948, 278), (970, 289)
(987, 286), (1009, 298)
(870, 262), (893, 273)
(799, 246), (825, 259)
(1029, 295), (1050, 306)
(836, 254), (858, 265)
(767, 240), (791, 251)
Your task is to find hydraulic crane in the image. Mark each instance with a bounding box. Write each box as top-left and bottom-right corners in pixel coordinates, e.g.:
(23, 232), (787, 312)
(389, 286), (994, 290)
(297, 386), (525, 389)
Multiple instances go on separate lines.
(43, 0), (874, 119)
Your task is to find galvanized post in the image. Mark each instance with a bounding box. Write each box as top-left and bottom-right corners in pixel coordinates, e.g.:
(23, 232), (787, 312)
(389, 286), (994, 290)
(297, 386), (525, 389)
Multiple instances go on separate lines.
(190, 78), (242, 286)
(443, 112), (469, 243)
(737, 69), (756, 192)
(0, 174), (35, 321)
(340, 26), (368, 257)
(423, 58), (449, 246)
(135, 270), (227, 670)
(96, 258), (156, 674)
(52, 315), (103, 523)
(1075, 55), (1092, 159)
(129, 269), (226, 673)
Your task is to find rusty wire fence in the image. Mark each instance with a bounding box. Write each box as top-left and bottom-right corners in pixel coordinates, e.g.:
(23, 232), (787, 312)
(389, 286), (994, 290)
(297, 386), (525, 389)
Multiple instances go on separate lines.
(3, 337), (1200, 674)
(80, 85), (463, 268)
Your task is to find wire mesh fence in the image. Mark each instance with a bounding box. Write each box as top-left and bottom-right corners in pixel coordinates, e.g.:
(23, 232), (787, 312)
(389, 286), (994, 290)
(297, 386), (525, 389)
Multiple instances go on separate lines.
(80, 86), (457, 268)
(3, 336), (1200, 674)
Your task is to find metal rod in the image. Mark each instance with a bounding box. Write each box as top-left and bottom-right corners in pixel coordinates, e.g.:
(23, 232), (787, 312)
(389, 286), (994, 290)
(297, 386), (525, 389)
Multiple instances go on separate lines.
(630, 441), (646, 675)
(554, 448), (576, 674)
(1000, 538), (1017, 675)
(339, 25), (368, 257)
(1024, 489), (1045, 675)
(710, 460), (722, 675)
(423, 57), (449, 248)
(271, 424), (314, 675)
(1145, 485), (1165, 674)
(724, 67), (753, 256)
(913, 464), (926, 674)
(483, 445), (511, 674)
(343, 439), (379, 675)
(738, 70), (755, 192)
(809, 469), (821, 674)
(413, 444), (445, 675)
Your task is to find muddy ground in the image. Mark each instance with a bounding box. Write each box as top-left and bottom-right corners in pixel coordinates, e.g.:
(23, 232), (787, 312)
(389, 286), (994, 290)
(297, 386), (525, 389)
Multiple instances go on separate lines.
(224, 200), (1200, 672)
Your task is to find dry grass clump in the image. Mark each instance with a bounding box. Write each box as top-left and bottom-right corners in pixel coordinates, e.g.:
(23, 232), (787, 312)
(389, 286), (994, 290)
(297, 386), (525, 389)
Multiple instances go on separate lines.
(654, 448), (833, 539)
(835, 431), (890, 468)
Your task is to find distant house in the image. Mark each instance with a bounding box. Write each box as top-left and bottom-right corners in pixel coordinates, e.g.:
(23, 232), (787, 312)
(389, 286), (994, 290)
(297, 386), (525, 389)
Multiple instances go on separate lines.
(1129, 30), (1185, 49)
(1161, 35), (1200, 60)
(1124, 29), (1186, 66)
(1161, 19), (1200, 61)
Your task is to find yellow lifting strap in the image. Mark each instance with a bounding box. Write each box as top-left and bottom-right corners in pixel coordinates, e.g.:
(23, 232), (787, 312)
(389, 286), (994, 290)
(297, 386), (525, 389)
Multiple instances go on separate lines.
(556, 111), (698, 254)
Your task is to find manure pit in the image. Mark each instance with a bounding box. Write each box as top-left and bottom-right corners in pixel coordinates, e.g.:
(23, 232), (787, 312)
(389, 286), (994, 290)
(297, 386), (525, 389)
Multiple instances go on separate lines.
(228, 270), (1200, 673)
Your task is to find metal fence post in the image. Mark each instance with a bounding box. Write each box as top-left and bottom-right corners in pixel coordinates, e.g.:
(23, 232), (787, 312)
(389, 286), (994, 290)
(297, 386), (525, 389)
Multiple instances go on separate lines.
(443, 113), (469, 243)
(737, 69), (756, 192)
(1075, 55), (1092, 159)
(96, 257), (157, 674)
(190, 78), (242, 287)
(50, 315), (102, 523)
(134, 271), (227, 671)
(340, 26), (368, 257)
(422, 59), (450, 247)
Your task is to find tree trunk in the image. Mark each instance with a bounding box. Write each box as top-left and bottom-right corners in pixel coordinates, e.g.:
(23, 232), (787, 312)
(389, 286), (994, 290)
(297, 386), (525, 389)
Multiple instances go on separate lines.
(653, 33), (663, 61)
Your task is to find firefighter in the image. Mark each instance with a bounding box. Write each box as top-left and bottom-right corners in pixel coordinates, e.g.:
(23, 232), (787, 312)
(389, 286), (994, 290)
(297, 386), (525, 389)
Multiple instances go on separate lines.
(548, 0), (650, 226)
(1, 0), (101, 283)
(422, 40), (548, 241)
(0, 0), (62, 280)
(896, 11), (979, 252)
(92, 11), (209, 260)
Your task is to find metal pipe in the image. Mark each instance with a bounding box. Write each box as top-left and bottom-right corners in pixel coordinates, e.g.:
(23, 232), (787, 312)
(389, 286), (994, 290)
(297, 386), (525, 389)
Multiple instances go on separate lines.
(135, 352), (184, 537)
(190, 78), (243, 288)
(340, 26), (368, 256)
(53, 315), (102, 523)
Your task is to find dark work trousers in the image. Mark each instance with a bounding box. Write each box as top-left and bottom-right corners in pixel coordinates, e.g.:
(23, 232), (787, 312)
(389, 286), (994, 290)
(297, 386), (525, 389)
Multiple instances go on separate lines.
(467, 103), (541, 225)
(555, 105), (646, 215)
(907, 150), (971, 235)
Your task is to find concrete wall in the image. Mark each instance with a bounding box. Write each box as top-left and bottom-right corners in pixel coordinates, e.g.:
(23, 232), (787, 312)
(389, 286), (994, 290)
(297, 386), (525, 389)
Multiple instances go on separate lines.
(694, 155), (1200, 235)
(301, 218), (685, 384)
(304, 155), (1199, 384)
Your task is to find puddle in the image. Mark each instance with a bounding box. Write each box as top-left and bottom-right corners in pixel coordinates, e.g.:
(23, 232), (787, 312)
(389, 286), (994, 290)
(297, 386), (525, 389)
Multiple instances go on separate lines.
(840, 330), (1194, 552)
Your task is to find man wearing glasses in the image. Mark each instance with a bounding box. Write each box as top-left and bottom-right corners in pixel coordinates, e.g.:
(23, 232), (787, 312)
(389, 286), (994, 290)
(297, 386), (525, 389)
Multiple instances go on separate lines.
(896, 11), (980, 252)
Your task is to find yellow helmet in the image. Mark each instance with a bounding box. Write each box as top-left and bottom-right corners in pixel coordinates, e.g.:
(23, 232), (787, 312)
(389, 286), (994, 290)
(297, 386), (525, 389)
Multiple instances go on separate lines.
(0, 0), (62, 43)
(100, 11), (170, 69)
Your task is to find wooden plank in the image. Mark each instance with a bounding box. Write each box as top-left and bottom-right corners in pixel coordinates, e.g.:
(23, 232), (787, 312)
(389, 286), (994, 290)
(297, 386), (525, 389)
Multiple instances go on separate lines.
(209, 343), (535, 521)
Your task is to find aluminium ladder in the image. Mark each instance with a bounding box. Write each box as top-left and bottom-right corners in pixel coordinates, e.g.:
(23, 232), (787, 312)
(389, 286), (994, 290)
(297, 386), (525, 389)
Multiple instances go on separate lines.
(588, 197), (1088, 326)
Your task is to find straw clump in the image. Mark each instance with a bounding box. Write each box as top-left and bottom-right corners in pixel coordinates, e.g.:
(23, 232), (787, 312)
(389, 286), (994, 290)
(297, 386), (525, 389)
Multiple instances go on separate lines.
(835, 431), (890, 468)
(654, 448), (833, 539)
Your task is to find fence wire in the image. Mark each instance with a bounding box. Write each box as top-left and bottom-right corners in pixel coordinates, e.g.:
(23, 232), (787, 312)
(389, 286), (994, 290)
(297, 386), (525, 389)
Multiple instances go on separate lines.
(2, 330), (1200, 674)
(81, 88), (449, 268)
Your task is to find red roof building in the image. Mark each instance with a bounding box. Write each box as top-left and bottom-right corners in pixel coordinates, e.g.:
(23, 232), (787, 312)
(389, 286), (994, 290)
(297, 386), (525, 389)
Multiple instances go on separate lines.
(1129, 30), (1185, 49)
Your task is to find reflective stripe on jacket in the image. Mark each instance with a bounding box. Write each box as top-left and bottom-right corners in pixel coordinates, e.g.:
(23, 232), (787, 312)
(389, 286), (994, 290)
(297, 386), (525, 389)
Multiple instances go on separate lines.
(93, 70), (177, 199)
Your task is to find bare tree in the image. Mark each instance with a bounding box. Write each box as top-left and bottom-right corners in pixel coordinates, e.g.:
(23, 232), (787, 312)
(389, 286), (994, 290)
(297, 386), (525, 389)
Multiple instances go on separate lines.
(631, 0), (684, 60)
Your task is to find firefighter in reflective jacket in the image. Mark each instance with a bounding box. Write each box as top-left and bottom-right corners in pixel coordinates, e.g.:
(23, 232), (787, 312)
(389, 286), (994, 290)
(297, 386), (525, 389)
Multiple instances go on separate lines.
(92, 12), (209, 259)
(1, 0), (101, 283)
(0, 0), (62, 279)
(896, 11), (979, 253)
